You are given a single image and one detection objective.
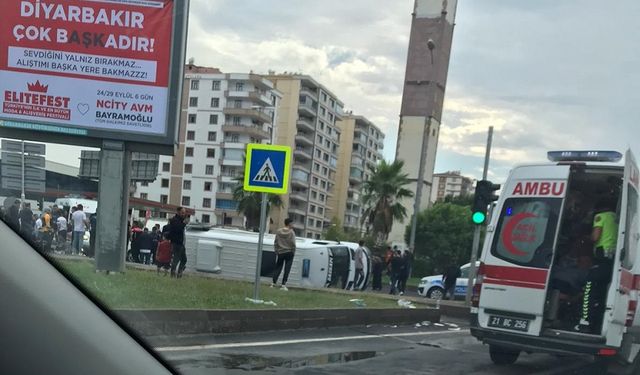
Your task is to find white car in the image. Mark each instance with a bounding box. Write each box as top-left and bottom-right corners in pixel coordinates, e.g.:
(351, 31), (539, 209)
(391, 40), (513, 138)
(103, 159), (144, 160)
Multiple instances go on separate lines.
(417, 262), (479, 299)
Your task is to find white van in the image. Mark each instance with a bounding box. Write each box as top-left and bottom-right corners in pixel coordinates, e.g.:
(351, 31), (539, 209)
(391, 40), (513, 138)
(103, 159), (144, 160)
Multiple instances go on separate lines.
(471, 150), (640, 370)
(184, 227), (370, 290)
(54, 197), (98, 215)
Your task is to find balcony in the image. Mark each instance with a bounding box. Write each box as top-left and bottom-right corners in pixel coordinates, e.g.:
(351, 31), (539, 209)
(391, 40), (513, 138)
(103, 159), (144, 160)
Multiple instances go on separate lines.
(300, 87), (318, 100)
(290, 190), (308, 202)
(216, 191), (234, 200)
(225, 90), (272, 106)
(298, 100), (317, 117)
(221, 123), (270, 140)
(349, 168), (363, 183)
(288, 205), (307, 216)
(291, 168), (309, 187)
(297, 117), (315, 132)
(294, 147), (312, 160)
(220, 158), (243, 167)
(223, 107), (271, 123)
(295, 132), (314, 147)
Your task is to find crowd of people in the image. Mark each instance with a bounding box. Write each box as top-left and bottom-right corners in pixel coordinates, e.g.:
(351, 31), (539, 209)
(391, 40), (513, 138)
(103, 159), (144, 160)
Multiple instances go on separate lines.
(366, 246), (413, 295)
(1, 199), (95, 255)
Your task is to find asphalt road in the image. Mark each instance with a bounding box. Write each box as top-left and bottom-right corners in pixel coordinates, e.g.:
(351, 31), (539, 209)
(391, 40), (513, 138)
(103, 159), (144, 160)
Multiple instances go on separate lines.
(151, 319), (602, 375)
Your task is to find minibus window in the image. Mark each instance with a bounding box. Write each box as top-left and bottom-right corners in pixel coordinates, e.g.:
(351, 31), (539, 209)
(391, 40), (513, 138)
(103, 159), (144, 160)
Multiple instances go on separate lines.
(492, 198), (562, 268)
(622, 184), (639, 270)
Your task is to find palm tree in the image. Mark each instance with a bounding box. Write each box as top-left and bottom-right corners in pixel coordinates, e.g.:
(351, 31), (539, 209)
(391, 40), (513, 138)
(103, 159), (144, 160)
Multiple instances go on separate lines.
(232, 176), (282, 232)
(361, 160), (414, 244)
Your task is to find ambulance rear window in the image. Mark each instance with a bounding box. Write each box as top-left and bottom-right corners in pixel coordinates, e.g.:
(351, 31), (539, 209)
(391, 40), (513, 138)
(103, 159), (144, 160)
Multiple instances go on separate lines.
(491, 198), (562, 269)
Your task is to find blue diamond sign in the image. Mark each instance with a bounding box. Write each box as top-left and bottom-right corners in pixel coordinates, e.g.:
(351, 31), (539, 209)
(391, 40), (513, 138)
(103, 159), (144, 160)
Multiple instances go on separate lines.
(243, 144), (291, 194)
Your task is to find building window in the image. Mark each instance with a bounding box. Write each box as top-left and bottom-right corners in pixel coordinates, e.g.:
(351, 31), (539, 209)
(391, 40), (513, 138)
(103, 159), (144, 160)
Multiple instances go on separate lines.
(183, 180), (191, 190)
(231, 134), (239, 143)
(322, 92), (327, 102)
(205, 165), (214, 175)
(202, 214), (210, 224)
(204, 181), (212, 191)
(202, 198), (211, 208)
(186, 130), (195, 140)
(209, 114), (218, 124)
(184, 164), (192, 173)
(216, 199), (238, 210)
(310, 205), (316, 213)
(314, 163), (320, 171)
(317, 135), (323, 144)
(321, 180), (326, 189)
(315, 149), (321, 158)
(211, 98), (219, 108)
(323, 153), (329, 162)
(319, 193), (325, 202)
(160, 195), (168, 204)
(139, 193), (148, 200)
(159, 212), (167, 219)
(312, 177), (318, 185)
(182, 196), (190, 206)
(161, 178), (169, 188)
(320, 107), (326, 117)
(162, 162), (170, 172)
(208, 132), (217, 141)
(185, 147), (194, 157)
(212, 81), (220, 90)
(189, 97), (198, 107)
(311, 191), (317, 199)
(318, 207), (324, 215)
(188, 114), (196, 124)
(190, 80), (199, 90)
(316, 221), (322, 228)
(206, 148), (215, 158)
(235, 82), (244, 91)
(141, 181), (149, 187)
(307, 232), (313, 238)
(325, 140), (330, 148)
(233, 100), (242, 108)
(308, 218), (314, 226)
(322, 167), (328, 176)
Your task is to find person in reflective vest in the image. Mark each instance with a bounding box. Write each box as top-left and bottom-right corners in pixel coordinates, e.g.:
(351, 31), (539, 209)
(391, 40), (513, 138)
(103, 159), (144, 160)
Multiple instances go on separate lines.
(576, 199), (618, 333)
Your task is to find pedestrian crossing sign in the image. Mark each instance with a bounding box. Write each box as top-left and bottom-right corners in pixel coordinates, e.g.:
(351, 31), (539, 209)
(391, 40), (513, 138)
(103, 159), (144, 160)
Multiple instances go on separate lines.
(243, 144), (291, 194)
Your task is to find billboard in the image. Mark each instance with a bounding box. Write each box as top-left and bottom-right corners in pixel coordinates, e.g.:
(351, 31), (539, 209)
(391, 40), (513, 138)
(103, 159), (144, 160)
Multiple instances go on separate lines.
(0, 0), (188, 154)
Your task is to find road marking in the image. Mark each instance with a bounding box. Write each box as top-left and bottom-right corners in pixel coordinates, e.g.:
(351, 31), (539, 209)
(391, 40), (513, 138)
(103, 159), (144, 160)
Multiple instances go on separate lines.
(155, 329), (470, 352)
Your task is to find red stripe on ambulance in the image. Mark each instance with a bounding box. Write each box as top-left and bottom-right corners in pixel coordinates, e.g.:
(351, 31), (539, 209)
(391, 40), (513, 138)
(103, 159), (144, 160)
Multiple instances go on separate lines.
(483, 264), (548, 290)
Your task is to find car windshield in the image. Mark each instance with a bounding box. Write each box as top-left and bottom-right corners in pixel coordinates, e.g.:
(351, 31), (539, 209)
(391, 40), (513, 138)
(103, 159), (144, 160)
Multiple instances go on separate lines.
(1, 0), (639, 374)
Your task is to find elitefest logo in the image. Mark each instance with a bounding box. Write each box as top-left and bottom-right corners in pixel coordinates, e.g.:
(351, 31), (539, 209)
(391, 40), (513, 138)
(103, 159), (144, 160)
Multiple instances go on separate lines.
(3, 80), (71, 120)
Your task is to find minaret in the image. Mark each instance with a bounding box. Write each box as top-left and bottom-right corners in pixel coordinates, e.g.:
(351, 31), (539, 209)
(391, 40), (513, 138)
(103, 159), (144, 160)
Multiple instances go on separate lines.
(389, 0), (457, 245)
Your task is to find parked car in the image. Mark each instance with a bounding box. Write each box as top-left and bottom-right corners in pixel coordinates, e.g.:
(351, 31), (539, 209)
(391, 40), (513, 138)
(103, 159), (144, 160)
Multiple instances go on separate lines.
(417, 262), (479, 299)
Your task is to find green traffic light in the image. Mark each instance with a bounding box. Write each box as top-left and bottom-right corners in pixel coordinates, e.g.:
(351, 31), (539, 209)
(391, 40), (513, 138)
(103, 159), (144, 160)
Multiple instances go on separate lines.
(472, 211), (486, 224)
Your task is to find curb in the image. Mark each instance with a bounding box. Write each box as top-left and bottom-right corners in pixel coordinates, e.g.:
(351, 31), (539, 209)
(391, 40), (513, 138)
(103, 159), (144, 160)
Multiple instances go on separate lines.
(116, 308), (442, 336)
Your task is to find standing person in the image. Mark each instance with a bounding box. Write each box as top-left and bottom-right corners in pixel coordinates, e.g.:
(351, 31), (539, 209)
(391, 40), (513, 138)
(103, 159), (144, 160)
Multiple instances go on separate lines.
(19, 202), (34, 241)
(40, 208), (54, 253)
(69, 206), (77, 251)
(150, 225), (160, 264)
(442, 263), (461, 300)
(130, 222), (143, 263)
(398, 251), (412, 296)
(70, 204), (88, 255)
(88, 213), (97, 258)
(577, 199), (618, 333)
(137, 227), (154, 265)
(353, 240), (366, 290)
(371, 255), (384, 291)
(168, 207), (189, 278)
(7, 199), (20, 232)
(389, 250), (403, 295)
(155, 233), (172, 275)
(271, 218), (296, 291)
(56, 214), (68, 253)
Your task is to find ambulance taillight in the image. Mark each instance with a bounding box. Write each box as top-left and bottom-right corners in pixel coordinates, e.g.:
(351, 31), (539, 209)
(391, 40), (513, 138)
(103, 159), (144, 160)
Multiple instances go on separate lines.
(471, 262), (485, 308)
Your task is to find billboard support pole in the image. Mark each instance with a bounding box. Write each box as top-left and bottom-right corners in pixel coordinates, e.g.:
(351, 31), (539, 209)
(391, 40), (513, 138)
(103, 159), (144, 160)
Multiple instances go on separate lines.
(252, 192), (268, 301)
(20, 140), (25, 201)
(95, 141), (131, 273)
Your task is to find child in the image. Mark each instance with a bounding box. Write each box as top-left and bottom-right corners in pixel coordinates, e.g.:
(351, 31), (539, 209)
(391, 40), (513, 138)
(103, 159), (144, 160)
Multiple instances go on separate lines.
(155, 234), (172, 275)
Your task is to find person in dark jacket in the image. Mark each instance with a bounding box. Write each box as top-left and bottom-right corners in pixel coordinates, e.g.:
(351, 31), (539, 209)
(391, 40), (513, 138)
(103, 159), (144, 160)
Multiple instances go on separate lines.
(398, 251), (412, 296)
(7, 199), (20, 232)
(129, 222), (143, 263)
(169, 207), (189, 278)
(137, 227), (155, 265)
(389, 250), (403, 295)
(88, 213), (97, 258)
(443, 264), (462, 300)
(19, 202), (34, 240)
(371, 255), (384, 291)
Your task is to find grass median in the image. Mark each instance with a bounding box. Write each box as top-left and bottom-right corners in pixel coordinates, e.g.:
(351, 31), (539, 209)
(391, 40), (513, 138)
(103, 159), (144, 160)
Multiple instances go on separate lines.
(57, 259), (402, 310)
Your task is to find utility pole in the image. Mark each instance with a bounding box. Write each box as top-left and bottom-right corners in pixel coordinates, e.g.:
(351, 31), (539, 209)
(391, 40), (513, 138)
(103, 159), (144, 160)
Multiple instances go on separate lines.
(465, 126), (493, 306)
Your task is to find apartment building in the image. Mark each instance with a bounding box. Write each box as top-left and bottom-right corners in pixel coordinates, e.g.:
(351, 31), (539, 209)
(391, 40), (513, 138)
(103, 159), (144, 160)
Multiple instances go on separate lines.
(430, 170), (474, 202)
(328, 114), (384, 232)
(264, 74), (344, 239)
(134, 64), (280, 226)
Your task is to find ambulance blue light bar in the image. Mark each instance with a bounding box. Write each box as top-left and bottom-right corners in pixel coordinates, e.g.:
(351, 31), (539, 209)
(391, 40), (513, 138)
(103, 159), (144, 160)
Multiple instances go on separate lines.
(547, 151), (623, 163)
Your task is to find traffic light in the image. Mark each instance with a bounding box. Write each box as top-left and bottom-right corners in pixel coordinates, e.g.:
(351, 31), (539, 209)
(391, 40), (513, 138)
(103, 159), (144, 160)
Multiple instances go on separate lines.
(471, 180), (501, 224)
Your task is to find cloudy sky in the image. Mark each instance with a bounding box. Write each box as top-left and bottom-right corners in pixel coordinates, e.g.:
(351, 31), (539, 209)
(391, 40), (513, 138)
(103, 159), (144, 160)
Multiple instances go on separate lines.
(40, 0), (640, 182)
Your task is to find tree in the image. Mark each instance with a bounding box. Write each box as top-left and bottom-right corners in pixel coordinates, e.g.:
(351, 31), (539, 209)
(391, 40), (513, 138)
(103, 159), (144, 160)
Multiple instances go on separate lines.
(443, 194), (474, 207)
(323, 217), (379, 252)
(361, 160), (414, 244)
(405, 202), (474, 275)
(232, 176), (282, 231)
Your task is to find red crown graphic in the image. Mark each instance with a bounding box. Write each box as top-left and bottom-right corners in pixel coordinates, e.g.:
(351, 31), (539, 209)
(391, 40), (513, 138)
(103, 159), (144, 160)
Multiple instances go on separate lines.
(27, 80), (48, 93)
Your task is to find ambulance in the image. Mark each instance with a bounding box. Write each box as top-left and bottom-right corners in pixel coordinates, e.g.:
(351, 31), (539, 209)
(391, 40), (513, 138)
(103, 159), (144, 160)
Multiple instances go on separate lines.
(470, 150), (640, 371)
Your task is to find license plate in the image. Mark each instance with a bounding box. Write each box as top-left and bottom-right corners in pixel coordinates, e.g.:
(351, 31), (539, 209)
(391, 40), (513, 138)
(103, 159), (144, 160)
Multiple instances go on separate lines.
(488, 315), (530, 332)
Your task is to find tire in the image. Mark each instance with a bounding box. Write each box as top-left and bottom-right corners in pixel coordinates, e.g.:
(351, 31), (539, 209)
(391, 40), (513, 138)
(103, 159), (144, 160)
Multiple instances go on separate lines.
(489, 345), (520, 365)
(427, 287), (444, 300)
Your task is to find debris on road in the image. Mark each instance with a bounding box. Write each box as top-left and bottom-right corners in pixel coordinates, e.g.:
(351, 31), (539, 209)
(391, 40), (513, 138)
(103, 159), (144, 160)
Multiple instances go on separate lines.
(397, 299), (417, 309)
(244, 297), (278, 306)
(349, 299), (367, 308)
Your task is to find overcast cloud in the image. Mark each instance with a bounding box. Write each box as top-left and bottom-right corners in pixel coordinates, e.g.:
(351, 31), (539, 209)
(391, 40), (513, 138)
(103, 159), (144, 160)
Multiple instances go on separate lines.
(38, 0), (640, 183)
